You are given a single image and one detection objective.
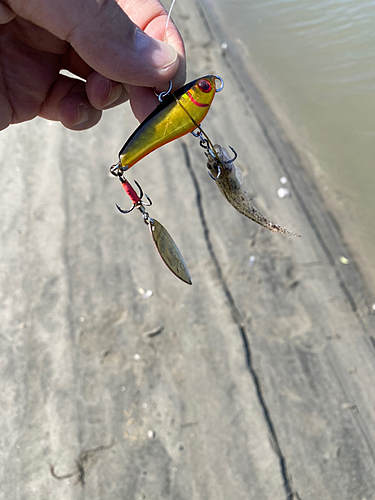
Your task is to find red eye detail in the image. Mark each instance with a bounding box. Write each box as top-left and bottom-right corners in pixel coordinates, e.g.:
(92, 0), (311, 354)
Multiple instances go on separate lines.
(198, 79), (212, 93)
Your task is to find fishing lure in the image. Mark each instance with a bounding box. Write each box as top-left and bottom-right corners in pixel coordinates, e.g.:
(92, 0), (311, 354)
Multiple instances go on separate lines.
(112, 77), (299, 285)
(206, 144), (300, 237)
(111, 75), (224, 284)
(117, 75), (223, 172)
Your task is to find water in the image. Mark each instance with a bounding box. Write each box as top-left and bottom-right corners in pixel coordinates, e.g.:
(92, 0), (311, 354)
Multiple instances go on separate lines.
(210, 0), (375, 294)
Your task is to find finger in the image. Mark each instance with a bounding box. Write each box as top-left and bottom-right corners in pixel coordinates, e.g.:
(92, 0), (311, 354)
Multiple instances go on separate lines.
(0, 0), (16, 24)
(4, 0), (181, 87)
(85, 72), (130, 110)
(38, 74), (101, 130)
(129, 86), (159, 122)
(58, 87), (102, 130)
(60, 46), (92, 80)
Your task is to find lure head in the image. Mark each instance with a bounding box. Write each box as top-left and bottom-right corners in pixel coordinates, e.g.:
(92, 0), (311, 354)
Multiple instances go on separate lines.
(185, 75), (220, 109)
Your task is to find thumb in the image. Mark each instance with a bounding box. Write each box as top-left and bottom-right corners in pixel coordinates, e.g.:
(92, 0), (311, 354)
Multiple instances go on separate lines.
(68, 2), (180, 86)
(5, 0), (180, 86)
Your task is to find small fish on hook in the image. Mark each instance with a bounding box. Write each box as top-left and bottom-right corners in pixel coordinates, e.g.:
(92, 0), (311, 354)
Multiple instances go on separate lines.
(206, 144), (300, 237)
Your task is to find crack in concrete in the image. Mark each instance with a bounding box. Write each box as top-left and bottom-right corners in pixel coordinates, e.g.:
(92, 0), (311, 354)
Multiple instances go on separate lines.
(182, 142), (300, 500)
(50, 439), (115, 486)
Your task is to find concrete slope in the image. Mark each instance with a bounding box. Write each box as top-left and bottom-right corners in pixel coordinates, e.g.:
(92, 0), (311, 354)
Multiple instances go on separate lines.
(0, 1), (374, 499)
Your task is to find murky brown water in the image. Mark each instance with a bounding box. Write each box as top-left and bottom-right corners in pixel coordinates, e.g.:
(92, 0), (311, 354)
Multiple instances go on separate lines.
(201, 0), (375, 295)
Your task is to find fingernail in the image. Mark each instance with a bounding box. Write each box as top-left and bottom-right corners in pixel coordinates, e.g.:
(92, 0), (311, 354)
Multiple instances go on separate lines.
(135, 28), (177, 69)
(74, 104), (90, 126)
(105, 83), (123, 107)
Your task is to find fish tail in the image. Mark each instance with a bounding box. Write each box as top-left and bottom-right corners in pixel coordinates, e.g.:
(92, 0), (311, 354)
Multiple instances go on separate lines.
(265, 221), (301, 237)
(234, 198), (300, 237)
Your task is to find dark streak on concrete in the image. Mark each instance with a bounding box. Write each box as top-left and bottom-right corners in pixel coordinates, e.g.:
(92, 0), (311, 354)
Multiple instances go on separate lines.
(50, 439), (115, 486)
(58, 156), (85, 459)
(182, 142), (300, 500)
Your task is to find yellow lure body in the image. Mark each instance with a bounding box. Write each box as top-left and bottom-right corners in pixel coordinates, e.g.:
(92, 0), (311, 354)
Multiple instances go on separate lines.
(119, 75), (218, 170)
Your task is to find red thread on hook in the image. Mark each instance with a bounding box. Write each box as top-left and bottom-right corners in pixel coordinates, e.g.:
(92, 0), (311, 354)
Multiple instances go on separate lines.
(121, 179), (141, 205)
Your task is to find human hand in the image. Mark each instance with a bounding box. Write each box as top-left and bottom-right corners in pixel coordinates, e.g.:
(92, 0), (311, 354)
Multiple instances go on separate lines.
(0, 0), (186, 131)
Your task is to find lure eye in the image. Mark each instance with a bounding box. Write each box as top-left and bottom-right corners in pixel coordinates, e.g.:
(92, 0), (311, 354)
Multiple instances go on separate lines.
(198, 79), (212, 93)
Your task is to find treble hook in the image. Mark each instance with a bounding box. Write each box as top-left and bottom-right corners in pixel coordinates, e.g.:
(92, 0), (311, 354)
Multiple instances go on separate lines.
(206, 145), (238, 181)
(221, 146), (238, 165)
(208, 162), (222, 181)
(116, 178), (152, 214)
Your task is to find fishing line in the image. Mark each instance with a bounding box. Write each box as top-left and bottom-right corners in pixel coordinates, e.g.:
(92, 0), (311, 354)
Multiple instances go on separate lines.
(164, 0), (177, 41)
(162, 0), (221, 163)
